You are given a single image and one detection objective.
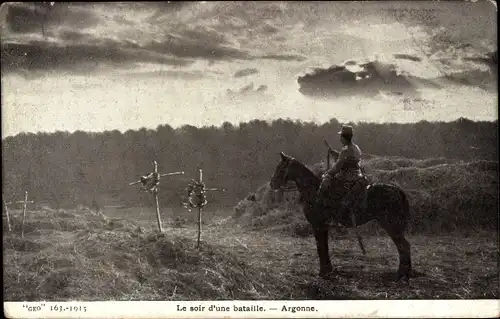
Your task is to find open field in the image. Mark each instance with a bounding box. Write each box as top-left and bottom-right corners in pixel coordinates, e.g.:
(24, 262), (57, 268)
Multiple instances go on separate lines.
(3, 207), (498, 301)
(3, 156), (498, 301)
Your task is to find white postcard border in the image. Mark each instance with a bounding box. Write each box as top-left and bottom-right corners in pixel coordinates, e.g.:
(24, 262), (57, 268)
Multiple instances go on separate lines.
(4, 300), (500, 319)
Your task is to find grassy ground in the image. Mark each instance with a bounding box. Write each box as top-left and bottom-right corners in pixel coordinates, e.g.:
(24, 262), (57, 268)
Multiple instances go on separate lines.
(3, 207), (498, 301)
(4, 156), (498, 300)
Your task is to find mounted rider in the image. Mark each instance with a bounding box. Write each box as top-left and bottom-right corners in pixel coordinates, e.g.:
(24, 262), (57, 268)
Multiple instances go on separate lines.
(318, 125), (367, 217)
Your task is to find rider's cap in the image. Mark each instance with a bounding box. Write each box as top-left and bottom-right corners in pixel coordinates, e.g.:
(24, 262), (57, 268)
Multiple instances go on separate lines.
(338, 125), (354, 136)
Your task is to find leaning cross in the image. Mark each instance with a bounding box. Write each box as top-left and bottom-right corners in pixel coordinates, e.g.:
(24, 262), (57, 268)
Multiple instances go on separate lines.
(3, 200), (12, 232)
(6, 191), (35, 238)
(129, 160), (184, 233)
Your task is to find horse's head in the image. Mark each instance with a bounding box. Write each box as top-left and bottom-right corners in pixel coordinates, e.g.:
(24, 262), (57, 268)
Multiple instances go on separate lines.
(270, 152), (295, 190)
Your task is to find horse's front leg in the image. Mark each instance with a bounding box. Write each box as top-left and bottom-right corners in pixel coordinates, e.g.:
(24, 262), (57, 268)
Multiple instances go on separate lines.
(313, 225), (333, 278)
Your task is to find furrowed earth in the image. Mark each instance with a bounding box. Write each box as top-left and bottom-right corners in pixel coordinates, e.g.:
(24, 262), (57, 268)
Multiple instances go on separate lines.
(3, 156), (498, 301)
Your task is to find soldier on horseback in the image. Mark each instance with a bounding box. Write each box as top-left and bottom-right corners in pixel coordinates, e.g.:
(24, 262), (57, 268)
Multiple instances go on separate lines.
(270, 127), (414, 279)
(318, 125), (367, 220)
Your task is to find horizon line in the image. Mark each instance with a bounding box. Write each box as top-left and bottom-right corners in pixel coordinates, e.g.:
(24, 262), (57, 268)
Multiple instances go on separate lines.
(1, 116), (498, 139)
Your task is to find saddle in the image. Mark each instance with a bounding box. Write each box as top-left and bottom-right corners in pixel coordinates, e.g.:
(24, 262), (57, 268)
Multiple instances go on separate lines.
(324, 174), (370, 225)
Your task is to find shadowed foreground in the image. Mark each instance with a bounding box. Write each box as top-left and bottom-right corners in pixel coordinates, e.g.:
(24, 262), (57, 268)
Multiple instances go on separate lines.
(3, 209), (498, 301)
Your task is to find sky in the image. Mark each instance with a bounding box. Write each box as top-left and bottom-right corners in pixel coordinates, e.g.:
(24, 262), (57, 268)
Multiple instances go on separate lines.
(1, 1), (497, 137)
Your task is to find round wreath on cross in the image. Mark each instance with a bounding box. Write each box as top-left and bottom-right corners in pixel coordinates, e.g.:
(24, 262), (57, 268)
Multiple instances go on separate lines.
(140, 172), (160, 193)
(185, 179), (208, 208)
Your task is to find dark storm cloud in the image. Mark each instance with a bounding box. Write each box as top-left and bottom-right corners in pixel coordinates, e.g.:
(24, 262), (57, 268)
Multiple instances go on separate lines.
(393, 54), (422, 62)
(256, 84), (268, 92)
(227, 82), (268, 97)
(260, 23), (280, 34)
(463, 50), (498, 69)
(0, 40), (193, 75)
(144, 40), (249, 61)
(296, 60), (442, 99)
(144, 29), (251, 61)
(5, 2), (100, 33)
(259, 54), (308, 62)
(146, 1), (194, 23)
(125, 70), (210, 80)
(234, 68), (259, 78)
(68, 1), (190, 12)
(440, 69), (498, 94)
(56, 29), (91, 42)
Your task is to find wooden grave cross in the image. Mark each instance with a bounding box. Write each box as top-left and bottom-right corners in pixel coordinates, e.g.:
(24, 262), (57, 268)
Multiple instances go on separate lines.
(185, 167), (226, 249)
(129, 160), (184, 233)
(5, 191), (35, 238)
(3, 200), (12, 232)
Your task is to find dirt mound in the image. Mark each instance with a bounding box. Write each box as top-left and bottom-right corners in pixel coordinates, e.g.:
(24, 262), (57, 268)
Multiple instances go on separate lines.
(3, 216), (293, 301)
(4, 209), (108, 234)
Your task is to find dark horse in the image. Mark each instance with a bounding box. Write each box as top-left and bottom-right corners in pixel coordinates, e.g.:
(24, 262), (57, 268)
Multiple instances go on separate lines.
(270, 152), (414, 280)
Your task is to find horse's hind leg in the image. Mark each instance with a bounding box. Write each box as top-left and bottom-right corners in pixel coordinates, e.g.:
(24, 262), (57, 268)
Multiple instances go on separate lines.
(381, 222), (413, 280)
(391, 231), (413, 280)
(313, 225), (333, 278)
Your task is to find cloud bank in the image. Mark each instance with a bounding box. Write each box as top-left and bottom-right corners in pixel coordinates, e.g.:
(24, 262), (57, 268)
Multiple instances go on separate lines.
(297, 59), (445, 99)
(0, 2), (308, 78)
(297, 47), (497, 100)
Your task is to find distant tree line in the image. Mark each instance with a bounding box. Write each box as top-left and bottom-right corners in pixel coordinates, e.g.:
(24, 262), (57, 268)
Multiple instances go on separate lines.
(2, 117), (497, 209)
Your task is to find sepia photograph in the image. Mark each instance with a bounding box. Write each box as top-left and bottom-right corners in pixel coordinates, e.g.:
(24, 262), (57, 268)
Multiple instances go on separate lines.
(1, 0), (498, 317)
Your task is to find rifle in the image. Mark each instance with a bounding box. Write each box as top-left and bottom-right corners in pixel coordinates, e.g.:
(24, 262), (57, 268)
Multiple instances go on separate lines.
(324, 139), (367, 175)
(324, 139), (340, 159)
(323, 139), (339, 170)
